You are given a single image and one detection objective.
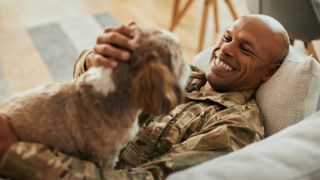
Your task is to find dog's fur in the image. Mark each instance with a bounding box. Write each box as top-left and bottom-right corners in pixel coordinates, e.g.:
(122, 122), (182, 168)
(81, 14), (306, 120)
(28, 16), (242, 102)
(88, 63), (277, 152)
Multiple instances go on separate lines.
(0, 27), (190, 168)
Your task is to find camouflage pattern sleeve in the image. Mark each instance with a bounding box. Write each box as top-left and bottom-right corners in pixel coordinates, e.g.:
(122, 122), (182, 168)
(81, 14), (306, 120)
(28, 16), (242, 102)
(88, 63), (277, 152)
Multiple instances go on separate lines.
(0, 142), (154, 180)
(73, 49), (92, 79)
(0, 142), (103, 180)
(171, 99), (264, 153)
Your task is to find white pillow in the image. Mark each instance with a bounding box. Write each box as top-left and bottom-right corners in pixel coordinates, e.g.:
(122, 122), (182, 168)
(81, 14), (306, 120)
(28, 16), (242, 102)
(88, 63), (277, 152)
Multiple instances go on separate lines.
(167, 111), (320, 180)
(192, 46), (212, 73)
(192, 46), (320, 136)
(256, 46), (320, 136)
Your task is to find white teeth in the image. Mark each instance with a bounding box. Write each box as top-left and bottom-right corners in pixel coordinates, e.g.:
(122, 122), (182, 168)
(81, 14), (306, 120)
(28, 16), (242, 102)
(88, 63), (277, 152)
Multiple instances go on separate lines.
(214, 59), (234, 71)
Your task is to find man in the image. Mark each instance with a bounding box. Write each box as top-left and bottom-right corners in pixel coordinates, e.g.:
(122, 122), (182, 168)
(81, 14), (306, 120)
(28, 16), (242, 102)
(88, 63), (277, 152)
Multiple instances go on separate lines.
(0, 14), (289, 179)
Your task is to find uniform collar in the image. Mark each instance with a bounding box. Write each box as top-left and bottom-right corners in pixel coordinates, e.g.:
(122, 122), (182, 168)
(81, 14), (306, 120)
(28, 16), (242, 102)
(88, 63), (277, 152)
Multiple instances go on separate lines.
(185, 84), (255, 108)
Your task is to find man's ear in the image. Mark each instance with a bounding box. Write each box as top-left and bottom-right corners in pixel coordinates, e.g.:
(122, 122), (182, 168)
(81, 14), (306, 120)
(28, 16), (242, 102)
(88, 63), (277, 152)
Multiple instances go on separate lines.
(262, 63), (281, 82)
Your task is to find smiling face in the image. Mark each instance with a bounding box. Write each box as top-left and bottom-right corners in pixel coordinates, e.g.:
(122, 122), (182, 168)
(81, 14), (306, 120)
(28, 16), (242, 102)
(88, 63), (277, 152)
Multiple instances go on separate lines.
(206, 15), (289, 92)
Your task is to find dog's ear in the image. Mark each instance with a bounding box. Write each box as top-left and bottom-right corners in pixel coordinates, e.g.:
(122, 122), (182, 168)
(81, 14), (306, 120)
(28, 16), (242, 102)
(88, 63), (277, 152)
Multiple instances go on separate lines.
(132, 57), (182, 115)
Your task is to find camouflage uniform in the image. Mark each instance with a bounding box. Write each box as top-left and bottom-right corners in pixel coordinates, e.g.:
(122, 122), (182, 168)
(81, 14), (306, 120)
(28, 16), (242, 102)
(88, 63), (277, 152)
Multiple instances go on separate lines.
(0, 50), (264, 180)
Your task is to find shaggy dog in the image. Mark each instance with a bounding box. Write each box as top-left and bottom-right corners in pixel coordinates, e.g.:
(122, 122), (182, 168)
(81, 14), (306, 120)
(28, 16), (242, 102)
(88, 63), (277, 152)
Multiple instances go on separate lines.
(0, 27), (190, 168)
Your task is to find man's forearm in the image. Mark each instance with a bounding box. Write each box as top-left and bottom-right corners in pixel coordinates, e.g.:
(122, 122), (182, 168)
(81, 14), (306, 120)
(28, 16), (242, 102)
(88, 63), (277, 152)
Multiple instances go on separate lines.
(0, 142), (154, 180)
(0, 142), (103, 180)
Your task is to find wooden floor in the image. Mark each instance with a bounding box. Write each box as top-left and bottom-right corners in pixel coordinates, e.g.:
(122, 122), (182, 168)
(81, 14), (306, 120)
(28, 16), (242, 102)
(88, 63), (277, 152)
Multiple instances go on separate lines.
(0, 0), (319, 94)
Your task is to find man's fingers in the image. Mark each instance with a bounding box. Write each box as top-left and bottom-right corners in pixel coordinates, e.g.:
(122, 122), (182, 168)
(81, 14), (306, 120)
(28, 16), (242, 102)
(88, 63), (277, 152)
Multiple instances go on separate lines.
(96, 32), (136, 51)
(96, 55), (118, 68)
(94, 44), (130, 61)
(104, 25), (135, 38)
(87, 24), (139, 69)
(88, 54), (118, 68)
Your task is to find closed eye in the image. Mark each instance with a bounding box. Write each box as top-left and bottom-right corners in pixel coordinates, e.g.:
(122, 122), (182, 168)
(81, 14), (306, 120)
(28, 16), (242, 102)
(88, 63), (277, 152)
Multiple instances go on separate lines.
(222, 34), (232, 42)
(240, 46), (253, 55)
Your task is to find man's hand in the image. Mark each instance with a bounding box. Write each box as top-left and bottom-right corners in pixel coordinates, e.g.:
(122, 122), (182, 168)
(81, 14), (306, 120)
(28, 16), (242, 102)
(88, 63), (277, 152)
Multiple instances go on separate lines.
(0, 115), (17, 163)
(86, 24), (138, 69)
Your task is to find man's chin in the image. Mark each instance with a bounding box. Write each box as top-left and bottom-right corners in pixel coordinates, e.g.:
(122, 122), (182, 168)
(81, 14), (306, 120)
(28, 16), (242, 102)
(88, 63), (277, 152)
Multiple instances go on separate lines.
(209, 83), (230, 92)
(206, 74), (232, 92)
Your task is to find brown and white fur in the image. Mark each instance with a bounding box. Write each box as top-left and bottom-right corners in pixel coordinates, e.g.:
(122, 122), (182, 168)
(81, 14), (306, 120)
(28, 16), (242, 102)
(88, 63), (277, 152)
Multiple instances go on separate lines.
(0, 27), (190, 168)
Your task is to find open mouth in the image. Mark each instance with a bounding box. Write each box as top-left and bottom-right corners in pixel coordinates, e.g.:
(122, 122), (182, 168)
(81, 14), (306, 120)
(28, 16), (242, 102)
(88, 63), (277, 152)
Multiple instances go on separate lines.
(213, 58), (235, 72)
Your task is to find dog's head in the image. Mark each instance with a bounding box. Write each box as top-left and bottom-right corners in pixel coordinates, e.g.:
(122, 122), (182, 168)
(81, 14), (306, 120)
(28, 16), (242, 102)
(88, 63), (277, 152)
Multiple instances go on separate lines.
(79, 27), (190, 115)
(130, 27), (190, 115)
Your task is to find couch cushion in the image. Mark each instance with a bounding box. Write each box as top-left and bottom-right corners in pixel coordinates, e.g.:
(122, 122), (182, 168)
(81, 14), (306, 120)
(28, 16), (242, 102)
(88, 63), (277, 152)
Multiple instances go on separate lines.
(256, 46), (320, 135)
(167, 111), (320, 180)
(192, 46), (320, 136)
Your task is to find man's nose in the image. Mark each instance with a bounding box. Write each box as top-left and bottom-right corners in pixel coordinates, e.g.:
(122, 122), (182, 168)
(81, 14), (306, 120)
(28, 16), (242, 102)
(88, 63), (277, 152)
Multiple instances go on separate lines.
(220, 42), (235, 57)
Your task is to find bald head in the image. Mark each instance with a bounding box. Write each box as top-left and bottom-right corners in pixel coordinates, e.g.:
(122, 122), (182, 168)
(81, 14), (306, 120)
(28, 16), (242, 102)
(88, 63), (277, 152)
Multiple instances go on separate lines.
(237, 14), (290, 63)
